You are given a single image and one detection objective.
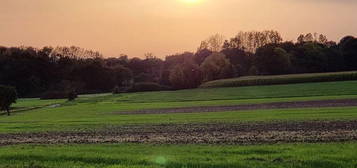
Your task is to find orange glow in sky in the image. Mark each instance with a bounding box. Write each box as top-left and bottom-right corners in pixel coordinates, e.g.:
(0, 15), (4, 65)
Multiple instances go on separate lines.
(0, 0), (357, 58)
(182, 0), (201, 4)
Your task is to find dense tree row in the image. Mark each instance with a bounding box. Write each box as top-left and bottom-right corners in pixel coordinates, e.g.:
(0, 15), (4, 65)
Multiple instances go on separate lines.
(1, 31), (357, 97)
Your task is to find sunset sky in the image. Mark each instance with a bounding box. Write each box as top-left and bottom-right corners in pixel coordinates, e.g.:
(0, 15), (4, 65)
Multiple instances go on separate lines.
(1, 0), (357, 58)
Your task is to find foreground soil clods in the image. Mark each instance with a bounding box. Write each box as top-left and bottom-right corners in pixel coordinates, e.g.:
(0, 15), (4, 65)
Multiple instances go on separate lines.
(1, 120), (357, 146)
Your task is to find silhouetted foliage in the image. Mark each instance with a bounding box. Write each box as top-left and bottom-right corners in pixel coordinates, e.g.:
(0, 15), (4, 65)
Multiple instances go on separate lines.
(200, 53), (233, 81)
(248, 66), (259, 76)
(198, 34), (225, 52)
(224, 30), (283, 53)
(194, 49), (212, 65)
(169, 60), (202, 89)
(0, 85), (17, 116)
(297, 33), (328, 44)
(162, 52), (195, 86)
(0, 46), (134, 97)
(41, 90), (77, 101)
(255, 45), (292, 75)
(41, 91), (69, 100)
(67, 90), (78, 101)
(1, 31), (357, 96)
(111, 65), (133, 87)
(221, 47), (253, 77)
(339, 36), (357, 70)
(112, 85), (120, 94)
(128, 82), (170, 92)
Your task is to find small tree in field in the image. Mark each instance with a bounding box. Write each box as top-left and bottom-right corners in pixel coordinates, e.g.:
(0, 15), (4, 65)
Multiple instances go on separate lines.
(67, 90), (78, 101)
(112, 85), (120, 94)
(0, 86), (18, 116)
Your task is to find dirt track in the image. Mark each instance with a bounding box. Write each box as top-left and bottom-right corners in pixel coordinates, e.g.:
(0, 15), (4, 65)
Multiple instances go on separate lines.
(117, 99), (357, 115)
(1, 121), (357, 146)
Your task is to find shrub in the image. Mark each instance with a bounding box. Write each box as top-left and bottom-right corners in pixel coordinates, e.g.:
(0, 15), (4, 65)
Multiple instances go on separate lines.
(40, 91), (68, 100)
(0, 85), (18, 116)
(200, 71), (357, 88)
(112, 85), (120, 94)
(128, 82), (171, 92)
(41, 90), (78, 101)
(248, 66), (259, 76)
(67, 90), (78, 101)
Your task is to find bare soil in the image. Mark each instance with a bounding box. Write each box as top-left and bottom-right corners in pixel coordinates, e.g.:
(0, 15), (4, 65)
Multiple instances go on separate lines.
(117, 99), (357, 115)
(1, 121), (357, 146)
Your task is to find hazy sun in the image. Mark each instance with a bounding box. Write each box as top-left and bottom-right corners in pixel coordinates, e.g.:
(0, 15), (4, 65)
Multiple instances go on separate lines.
(182, 0), (201, 4)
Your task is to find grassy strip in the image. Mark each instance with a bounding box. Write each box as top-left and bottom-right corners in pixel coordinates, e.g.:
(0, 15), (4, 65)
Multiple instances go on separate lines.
(1, 80), (357, 133)
(12, 81), (357, 111)
(111, 81), (357, 103)
(1, 106), (357, 133)
(12, 98), (66, 110)
(0, 143), (356, 168)
(201, 71), (357, 88)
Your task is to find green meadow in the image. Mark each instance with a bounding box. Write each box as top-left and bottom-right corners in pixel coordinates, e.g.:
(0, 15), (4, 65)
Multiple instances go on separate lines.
(0, 143), (356, 168)
(1, 81), (357, 133)
(1, 81), (357, 168)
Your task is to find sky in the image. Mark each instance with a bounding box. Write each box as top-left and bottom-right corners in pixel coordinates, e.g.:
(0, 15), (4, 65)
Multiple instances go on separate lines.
(1, 0), (357, 58)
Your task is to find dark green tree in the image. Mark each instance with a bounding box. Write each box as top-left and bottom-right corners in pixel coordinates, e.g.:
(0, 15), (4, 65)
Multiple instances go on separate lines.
(200, 53), (233, 81)
(339, 36), (357, 70)
(0, 86), (18, 116)
(290, 42), (329, 73)
(169, 60), (202, 89)
(255, 44), (292, 75)
(67, 90), (78, 101)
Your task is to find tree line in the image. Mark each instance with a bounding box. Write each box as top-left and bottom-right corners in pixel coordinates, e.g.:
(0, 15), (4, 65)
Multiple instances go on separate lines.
(1, 30), (357, 97)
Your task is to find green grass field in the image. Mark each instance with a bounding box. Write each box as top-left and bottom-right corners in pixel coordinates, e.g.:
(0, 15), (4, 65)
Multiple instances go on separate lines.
(1, 80), (357, 133)
(1, 80), (357, 168)
(1, 143), (356, 168)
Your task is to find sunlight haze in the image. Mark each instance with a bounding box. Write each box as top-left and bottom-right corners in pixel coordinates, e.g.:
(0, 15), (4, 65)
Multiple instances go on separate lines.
(1, 0), (356, 57)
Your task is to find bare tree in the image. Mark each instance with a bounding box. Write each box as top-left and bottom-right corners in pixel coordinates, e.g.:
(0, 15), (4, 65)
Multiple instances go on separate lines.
(198, 34), (225, 52)
(224, 30), (283, 53)
(144, 52), (155, 59)
(296, 33), (329, 44)
(50, 46), (102, 60)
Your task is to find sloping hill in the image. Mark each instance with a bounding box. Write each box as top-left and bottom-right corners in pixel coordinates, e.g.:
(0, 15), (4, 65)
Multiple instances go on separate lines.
(200, 71), (357, 88)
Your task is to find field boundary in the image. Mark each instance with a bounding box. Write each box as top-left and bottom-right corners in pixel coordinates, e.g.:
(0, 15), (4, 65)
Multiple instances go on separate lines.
(201, 71), (357, 88)
(1, 121), (357, 146)
(117, 99), (357, 115)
